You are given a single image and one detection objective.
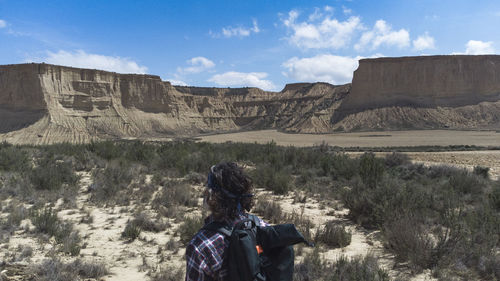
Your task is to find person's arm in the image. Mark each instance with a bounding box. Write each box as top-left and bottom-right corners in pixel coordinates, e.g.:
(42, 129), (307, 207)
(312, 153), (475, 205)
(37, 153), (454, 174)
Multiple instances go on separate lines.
(185, 243), (211, 281)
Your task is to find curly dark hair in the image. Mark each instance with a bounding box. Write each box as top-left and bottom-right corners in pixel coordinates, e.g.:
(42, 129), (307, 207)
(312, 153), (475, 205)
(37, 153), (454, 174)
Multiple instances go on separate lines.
(206, 162), (254, 221)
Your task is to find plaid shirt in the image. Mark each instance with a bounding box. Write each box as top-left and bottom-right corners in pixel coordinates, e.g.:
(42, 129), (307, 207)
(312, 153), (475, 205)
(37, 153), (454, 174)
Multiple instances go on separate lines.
(185, 213), (267, 281)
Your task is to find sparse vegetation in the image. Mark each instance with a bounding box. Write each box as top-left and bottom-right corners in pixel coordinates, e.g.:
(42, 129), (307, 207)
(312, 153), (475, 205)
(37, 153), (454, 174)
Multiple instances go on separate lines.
(178, 215), (204, 245)
(294, 248), (391, 281)
(314, 221), (351, 248)
(0, 140), (498, 281)
(31, 257), (109, 281)
(122, 220), (142, 241)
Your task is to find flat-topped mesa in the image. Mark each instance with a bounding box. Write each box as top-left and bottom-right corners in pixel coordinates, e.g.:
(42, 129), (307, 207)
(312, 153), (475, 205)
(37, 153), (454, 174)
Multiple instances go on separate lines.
(335, 55), (500, 117)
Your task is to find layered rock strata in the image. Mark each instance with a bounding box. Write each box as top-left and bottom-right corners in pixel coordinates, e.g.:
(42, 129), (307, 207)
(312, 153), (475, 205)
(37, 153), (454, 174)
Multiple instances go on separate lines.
(1, 55), (500, 144)
(0, 63), (348, 144)
(331, 55), (500, 131)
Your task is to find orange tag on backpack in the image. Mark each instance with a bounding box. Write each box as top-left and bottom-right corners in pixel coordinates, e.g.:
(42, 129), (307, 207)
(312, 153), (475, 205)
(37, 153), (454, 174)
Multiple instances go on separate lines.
(256, 245), (263, 254)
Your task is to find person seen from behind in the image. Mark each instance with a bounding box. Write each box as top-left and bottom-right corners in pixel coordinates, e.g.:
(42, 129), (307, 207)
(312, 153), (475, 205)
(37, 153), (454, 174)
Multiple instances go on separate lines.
(185, 162), (266, 281)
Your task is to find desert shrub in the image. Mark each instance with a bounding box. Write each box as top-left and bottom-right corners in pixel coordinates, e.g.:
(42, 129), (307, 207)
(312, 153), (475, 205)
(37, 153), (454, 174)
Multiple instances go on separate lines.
(60, 231), (82, 256)
(448, 169), (486, 195)
(29, 156), (79, 190)
(86, 140), (123, 160)
(315, 222), (351, 248)
(253, 198), (283, 224)
(330, 153), (359, 180)
(90, 161), (136, 204)
(293, 247), (325, 281)
(152, 181), (198, 210)
(286, 209), (315, 241)
(32, 258), (108, 281)
(325, 255), (391, 281)
(122, 220), (142, 241)
(0, 144), (30, 172)
(184, 171), (206, 184)
(30, 207), (60, 236)
(124, 141), (158, 164)
(490, 183), (500, 211)
(30, 207), (81, 254)
(252, 164), (292, 195)
(19, 244), (33, 259)
(178, 215), (204, 245)
(383, 216), (435, 270)
(165, 238), (180, 253)
(359, 153), (385, 189)
(5, 204), (28, 230)
(294, 250), (391, 281)
(473, 165), (490, 178)
(150, 265), (184, 281)
(130, 212), (165, 232)
(384, 152), (410, 168)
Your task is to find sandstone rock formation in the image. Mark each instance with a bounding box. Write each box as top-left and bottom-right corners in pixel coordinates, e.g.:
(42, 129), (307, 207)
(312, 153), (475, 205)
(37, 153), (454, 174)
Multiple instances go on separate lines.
(0, 63), (348, 144)
(331, 55), (500, 131)
(1, 55), (500, 144)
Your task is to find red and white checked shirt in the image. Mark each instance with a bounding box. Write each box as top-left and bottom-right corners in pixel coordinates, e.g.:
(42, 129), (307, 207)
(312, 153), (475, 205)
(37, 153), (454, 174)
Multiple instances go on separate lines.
(185, 213), (267, 281)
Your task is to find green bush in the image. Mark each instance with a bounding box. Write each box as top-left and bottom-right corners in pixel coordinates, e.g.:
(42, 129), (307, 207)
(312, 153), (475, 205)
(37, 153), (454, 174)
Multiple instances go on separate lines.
(384, 152), (410, 168)
(253, 199), (283, 224)
(129, 212), (165, 233)
(490, 183), (500, 211)
(325, 255), (391, 281)
(294, 249), (391, 281)
(178, 215), (204, 245)
(0, 144), (30, 172)
(122, 220), (142, 241)
(90, 161), (135, 204)
(150, 265), (184, 281)
(152, 181), (198, 210)
(32, 257), (108, 281)
(31, 207), (60, 236)
(315, 222), (351, 248)
(29, 157), (79, 190)
(30, 208), (82, 255)
(359, 153), (385, 189)
(252, 164), (292, 195)
(473, 165), (490, 178)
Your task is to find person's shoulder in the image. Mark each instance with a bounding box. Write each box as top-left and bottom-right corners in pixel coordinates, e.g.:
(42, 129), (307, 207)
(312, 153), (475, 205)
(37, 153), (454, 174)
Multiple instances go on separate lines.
(187, 228), (225, 251)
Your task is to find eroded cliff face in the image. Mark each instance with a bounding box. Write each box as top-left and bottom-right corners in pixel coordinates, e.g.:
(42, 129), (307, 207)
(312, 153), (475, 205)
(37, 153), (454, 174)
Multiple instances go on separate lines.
(332, 55), (500, 131)
(0, 63), (348, 144)
(337, 55), (500, 114)
(2, 55), (500, 144)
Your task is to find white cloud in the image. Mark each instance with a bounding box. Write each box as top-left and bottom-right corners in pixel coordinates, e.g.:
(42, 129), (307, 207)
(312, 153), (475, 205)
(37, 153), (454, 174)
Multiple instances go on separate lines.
(213, 19), (260, 38)
(0, 19), (6, 28)
(354, 20), (410, 50)
(465, 40), (495, 54)
(208, 71), (276, 90)
(177, 56), (215, 74)
(282, 54), (365, 85)
(166, 79), (188, 86)
(28, 50), (148, 73)
(342, 6), (352, 15)
(282, 9), (362, 49)
(413, 32), (435, 51)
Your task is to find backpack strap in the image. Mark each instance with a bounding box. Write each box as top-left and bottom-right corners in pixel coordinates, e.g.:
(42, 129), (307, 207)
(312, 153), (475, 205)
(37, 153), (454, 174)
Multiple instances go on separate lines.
(247, 214), (261, 227)
(202, 221), (233, 237)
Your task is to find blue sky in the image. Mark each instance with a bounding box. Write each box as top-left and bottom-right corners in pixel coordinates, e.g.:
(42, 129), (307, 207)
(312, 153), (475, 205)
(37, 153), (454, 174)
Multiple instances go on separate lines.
(1, 0), (499, 90)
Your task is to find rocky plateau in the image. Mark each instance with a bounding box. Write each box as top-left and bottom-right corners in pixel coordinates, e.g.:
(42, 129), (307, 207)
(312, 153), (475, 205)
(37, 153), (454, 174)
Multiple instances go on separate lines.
(1, 55), (499, 144)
